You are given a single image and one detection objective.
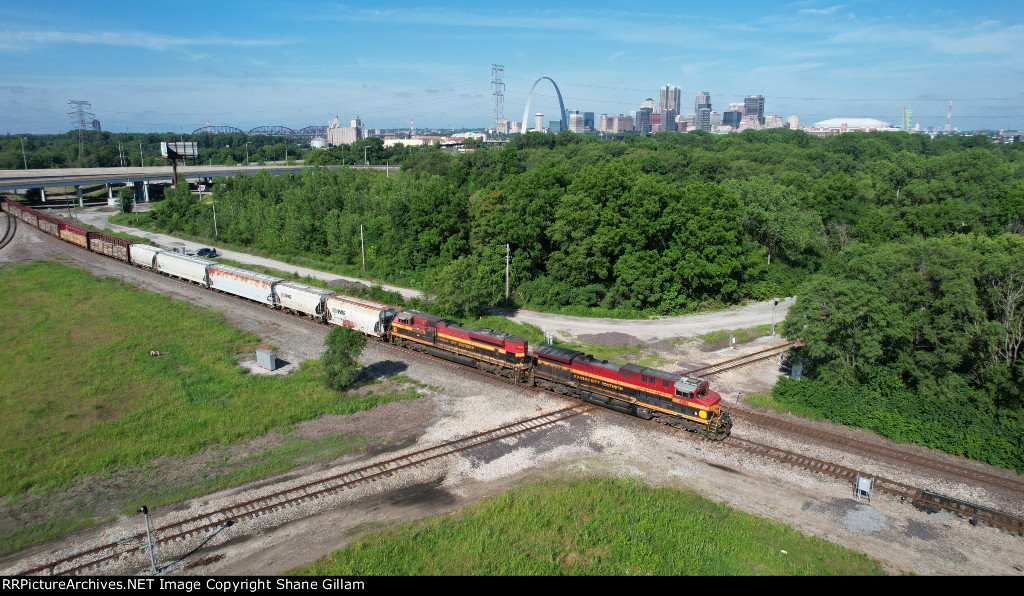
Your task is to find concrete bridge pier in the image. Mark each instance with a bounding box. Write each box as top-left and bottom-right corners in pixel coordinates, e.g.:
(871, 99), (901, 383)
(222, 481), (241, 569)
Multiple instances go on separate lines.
(76, 185), (83, 207)
(144, 181), (150, 202)
(40, 188), (46, 202)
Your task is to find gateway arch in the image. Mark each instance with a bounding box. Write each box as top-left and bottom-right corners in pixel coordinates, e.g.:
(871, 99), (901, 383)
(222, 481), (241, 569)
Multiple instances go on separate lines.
(521, 77), (567, 132)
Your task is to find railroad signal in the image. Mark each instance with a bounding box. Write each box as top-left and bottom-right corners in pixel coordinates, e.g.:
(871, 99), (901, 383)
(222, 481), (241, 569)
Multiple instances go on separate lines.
(138, 505), (158, 574)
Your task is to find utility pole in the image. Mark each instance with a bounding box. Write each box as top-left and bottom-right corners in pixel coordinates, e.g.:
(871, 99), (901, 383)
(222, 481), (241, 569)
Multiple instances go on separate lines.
(212, 202), (218, 236)
(20, 137), (27, 170)
(360, 225), (365, 273)
(505, 243), (510, 299)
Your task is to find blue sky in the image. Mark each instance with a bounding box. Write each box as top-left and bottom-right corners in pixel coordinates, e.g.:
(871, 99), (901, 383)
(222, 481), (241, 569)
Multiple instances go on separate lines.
(2, 1), (1022, 134)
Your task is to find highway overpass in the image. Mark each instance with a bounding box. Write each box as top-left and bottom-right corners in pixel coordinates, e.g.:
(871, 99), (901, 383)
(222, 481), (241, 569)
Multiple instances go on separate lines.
(0, 163), (399, 192)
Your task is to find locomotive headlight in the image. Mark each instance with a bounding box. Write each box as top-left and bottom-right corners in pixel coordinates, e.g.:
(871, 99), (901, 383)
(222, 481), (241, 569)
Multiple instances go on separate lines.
(699, 410), (707, 419)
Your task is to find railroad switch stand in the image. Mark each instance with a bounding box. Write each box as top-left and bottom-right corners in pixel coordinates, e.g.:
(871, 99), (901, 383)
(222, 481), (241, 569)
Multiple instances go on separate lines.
(854, 473), (875, 504)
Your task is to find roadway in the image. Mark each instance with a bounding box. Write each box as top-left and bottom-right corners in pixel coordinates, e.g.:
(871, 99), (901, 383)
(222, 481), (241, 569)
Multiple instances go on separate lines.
(0, 163), (399, 191)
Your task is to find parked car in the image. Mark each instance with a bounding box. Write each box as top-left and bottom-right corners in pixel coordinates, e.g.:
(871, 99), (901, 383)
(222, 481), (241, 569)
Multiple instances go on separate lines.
(196, 247), (218, 258)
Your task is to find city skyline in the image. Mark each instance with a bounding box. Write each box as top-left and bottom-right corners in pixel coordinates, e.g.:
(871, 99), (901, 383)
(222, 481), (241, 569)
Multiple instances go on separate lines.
(1, 1), (1022, 134)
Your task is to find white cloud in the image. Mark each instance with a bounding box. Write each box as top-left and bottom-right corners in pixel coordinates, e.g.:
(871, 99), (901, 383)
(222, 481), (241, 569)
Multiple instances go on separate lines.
(0, 30), (292, 52)
(799, 5), (843, 15)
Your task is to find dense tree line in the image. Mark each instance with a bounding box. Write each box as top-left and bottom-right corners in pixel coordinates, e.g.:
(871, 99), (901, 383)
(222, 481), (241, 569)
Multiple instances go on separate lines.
(125, 129), (1024, 469)
(141, 129), (1022, 312)
(0, 131), (398, 169)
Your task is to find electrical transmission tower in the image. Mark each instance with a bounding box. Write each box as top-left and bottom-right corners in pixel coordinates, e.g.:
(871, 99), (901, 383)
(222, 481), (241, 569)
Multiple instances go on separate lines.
(67, 100), (94, 162)
(945, 100), (953, 134)
(491, 64), (505, 136)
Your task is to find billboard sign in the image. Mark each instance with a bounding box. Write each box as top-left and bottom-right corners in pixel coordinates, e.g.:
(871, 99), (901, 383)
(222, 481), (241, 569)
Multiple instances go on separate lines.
(160, 142), (198, 159)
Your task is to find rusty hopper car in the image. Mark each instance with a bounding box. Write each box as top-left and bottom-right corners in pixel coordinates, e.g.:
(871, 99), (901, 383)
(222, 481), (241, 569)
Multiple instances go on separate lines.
(19, 208), (38, 227)
(533, 344), (732, 440)
(325, 294), (397, 338)
(58, 222), (89, 248)
(208, 264), (282, 306)
(87, 231), (131, 262)
(129, 244), (161, 269)
(154, 252), (211, 286)
(35, 212), (60, 236)
(273, 281), (335, 321)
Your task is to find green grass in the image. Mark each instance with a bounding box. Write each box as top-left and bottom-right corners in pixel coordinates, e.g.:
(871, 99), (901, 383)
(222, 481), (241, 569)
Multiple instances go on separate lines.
(0, 260), (421, 497)
(689, 325), (776, 351)
(290, 477), (888, 576)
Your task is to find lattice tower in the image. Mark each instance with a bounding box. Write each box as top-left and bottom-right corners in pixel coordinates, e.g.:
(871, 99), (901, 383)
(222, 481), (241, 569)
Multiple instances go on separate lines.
(67, 100), (94, 162)
(491, 64), (505, 133)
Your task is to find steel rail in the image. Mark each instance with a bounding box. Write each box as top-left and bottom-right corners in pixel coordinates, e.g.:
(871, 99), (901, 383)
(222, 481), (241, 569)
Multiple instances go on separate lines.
(724, 436), (1024, 536)
(0, 210), (17, 251)
(731, 407), (1024, 495)
(17, 404), (593, 576)
(683, 341), (799, 377)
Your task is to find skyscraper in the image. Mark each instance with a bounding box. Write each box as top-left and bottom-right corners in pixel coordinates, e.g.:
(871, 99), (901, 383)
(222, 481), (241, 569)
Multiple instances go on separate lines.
(636, 107), (653, 134)
(583, 112), (595, 132)
(660, 85), (681, 115)
(723, 110), (743, 129)
(744, 95), (765, 125)
(662, 108), (678, 132)
(695, 91), (712, 132)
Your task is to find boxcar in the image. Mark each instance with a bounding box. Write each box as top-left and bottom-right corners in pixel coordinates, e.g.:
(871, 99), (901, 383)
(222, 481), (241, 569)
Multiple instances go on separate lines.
(274, 281), (335, 320)
(87, 231), (131, 263)
(129, 244), (161, 269)
(154, 252), (211, 286)
(59, 222), (88, 248)
(325, 294), (397, 337)
(208, 264), (281, 306)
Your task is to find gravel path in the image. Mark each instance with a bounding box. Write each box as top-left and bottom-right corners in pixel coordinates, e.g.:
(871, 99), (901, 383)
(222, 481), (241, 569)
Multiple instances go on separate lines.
(72, 204), (793, 339)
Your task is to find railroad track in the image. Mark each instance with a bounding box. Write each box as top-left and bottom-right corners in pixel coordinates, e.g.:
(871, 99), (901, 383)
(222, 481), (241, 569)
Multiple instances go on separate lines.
(726, 436), (1024, 536)
(12, 224), (1023, 573)
(732, 407), (1024, 496)
(683, 341), (799, 377)
(0, 210), (16, 251)
(15, 404), (594, 576)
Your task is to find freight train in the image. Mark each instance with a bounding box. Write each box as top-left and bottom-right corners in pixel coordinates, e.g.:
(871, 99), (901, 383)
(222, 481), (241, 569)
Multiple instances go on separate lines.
(1, 198), (732, 440)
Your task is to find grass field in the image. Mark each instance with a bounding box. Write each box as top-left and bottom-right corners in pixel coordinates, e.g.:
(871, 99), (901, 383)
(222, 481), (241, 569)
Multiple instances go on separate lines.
(0, 260), (424, 554)
(290, 477), (888, 576)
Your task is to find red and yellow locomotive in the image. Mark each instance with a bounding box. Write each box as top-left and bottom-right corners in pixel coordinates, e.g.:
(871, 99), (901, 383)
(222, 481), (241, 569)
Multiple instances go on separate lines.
(533, 345), (731, 440)
(389, 309), (731, 440)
